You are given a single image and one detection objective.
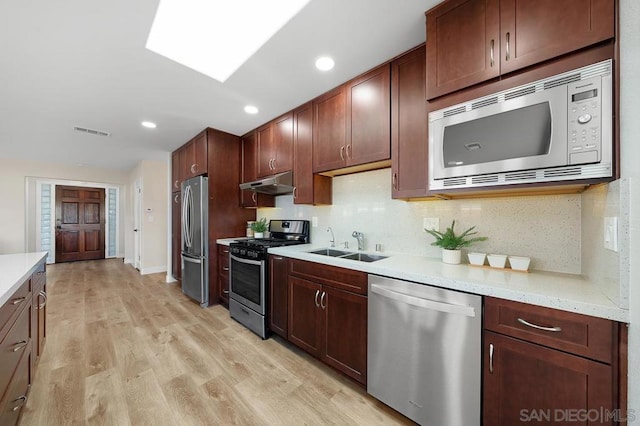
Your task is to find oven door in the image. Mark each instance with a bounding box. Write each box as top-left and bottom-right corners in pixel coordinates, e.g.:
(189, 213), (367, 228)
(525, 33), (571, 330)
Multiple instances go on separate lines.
(229, 254), (266, 315)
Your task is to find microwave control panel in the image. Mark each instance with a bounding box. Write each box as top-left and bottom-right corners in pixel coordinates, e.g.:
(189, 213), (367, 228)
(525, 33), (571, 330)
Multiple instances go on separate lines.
(567, 76), (602, 164)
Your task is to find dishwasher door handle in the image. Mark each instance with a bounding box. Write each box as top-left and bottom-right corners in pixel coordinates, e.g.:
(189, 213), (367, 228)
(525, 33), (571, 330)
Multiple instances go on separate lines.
(370, 284), (476, 317)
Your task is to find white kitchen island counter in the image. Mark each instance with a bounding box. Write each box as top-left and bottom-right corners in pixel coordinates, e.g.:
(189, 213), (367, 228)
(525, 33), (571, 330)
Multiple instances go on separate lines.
(0, 252), (48, 307)
(268, 244), (629, 323)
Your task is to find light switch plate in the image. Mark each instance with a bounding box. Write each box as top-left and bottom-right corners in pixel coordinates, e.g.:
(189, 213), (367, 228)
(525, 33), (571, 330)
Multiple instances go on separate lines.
(423, 217), (439, 231)
(312, 216), (318, 227)
(604, 216), (618, 252)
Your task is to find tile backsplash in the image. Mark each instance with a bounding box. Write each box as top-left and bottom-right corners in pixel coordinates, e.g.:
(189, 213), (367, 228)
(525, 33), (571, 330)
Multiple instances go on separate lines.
(258, 168), (583, 274)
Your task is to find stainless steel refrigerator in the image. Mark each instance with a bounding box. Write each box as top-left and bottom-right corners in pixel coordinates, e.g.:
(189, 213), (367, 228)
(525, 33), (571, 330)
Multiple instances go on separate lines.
(181, 175), (208, 307)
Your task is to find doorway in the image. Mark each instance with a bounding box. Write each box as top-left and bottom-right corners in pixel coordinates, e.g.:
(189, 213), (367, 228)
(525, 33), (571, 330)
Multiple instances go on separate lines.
(55, 185), (106, 262)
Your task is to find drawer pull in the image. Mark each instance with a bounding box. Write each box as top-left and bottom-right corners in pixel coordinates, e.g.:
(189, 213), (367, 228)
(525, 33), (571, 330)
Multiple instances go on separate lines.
(489, 343), (494, 374)
(223, 290), (229, 294)
(517, 317), (562, 333)
(222, 267), (229, 271)
(13, 340), (28, 352)
(11, 297), (26, 305)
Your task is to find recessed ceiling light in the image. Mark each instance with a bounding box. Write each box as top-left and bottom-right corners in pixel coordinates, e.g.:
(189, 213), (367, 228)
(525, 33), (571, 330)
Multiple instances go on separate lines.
(142, 121), (157, 129)
(244, 106), (259, 114)
(315, 56), (335, 71)
(146, 0), (311, 83)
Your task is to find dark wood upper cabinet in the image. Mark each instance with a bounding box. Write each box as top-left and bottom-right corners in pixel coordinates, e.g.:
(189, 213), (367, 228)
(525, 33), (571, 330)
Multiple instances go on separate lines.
(391, 45), (429, 199)
(345, 64), (391, 166)
(313, 65), (391, 173)
(240, 132), (275, 208)
(293, 103), (332, 205)
(426, 0), (500, 100)
(257, 112), (293, 178)
(184, 131), (208, 178)
(426, 0), (614, 99)
(313, 86), (347, 173)
(499, 0), (615, 75)
(171, 150), (181, 192)
(171, 191), (181, 280)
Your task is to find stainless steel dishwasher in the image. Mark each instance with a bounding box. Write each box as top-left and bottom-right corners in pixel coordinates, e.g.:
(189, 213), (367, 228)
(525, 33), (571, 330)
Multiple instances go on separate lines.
(367, 275), (482, 426)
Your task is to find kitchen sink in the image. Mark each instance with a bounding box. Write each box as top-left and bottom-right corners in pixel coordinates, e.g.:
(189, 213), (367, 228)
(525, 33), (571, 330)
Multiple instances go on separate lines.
(308, 248), (352, 257)
(339, 253), (387, 262)
(307, 248), (387, 262)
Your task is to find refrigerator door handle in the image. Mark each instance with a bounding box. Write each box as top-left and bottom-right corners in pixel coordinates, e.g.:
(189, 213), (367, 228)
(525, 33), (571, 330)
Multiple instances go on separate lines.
(182, 256), (202, 264)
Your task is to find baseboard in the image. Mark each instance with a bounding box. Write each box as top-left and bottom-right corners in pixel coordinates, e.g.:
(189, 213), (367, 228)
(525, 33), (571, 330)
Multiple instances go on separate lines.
(166, 274), (177, 283)
(124, 258), (133, 265)
(140, 265), (167, 275)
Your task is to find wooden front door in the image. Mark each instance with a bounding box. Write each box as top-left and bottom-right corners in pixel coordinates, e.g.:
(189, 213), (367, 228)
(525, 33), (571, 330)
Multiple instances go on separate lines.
(55, 186), (105, 262)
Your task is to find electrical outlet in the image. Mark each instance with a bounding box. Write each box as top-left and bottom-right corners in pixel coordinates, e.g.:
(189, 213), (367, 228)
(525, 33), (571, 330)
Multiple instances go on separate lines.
(604, 216), (618, 252)
(312, 216), (318, 227)
(423, 217), (439, 231)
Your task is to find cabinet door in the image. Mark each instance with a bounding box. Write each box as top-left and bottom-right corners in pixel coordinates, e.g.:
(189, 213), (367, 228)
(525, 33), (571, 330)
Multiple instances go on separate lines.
(484, 331), (613, 425)
(171, 192), (181, 280)
(186, 132), (208, 177)
(500, 0), (614, 75)
(391, 46), (428, 199)
(171, 150), (181, 192)
(426, 0), (500, 99)
(288, 276), (322, 357)
(293, 103), (332, 205)
(346, 64), (391, 167)
(217, 245), (230, 305)
(256, 124), (274, 178)
(313, 87), (347, 172)
(321, 286), (367, 385)
(0, 348), (31, 426)
(269, 256), (288, 338)
(272, 112), (293, 174)
(241, 133), (275, 208)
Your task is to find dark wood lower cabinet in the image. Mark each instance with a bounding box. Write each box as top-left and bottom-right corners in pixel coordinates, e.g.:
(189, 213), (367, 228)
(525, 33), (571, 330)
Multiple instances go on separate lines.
(0, 349), (31, 426)
(268, 256), (288, 338)
(484, 331), (613, 425)
(286, 259), (368, 386)
(217, 245), (230, 306)
(322, 286), (367, 385)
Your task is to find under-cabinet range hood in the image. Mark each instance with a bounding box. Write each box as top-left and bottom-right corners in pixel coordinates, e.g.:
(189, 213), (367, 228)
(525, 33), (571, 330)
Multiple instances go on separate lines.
(239, 171), (294, 195)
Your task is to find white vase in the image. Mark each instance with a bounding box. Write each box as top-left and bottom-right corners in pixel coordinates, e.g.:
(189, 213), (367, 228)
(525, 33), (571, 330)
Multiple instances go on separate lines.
(442, 249), (462, 265)
(254, 232), (264, 239)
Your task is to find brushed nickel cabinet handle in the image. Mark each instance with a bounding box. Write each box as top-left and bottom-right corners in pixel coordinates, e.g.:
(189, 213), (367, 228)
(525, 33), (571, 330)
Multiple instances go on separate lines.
(346, 144), (351, 159)
(13, 340), (28, 352)
(339, 146), (345, 161)
(174, 180), (179, 189)
(293, 187), (298, 199)
(320, 291), (326, 310)
(490, 39), (495, 67)
(174, 194), (179, 203)
(392, 172), (398, 190)
(38, 290), (47, 309)
(252, 192), (257, 203)
(190, 164), (197, 173)
(314, 290), (320, 308)
(11, 297), (26, 305)
(505, 32), (510, 61)
(489, 343), (494, 373)
(517, 317), (562, 332)
(12, 395), (27, 411)
(273, 256), (283, 260)
(222, 290), (229, 294)
(222, 267), (229, 271)
(272, 159), (277, 170)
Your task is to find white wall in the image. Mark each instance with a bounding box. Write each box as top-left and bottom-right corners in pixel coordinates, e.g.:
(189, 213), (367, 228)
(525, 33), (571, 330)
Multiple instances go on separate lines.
(619, 0), (640, 421)
(126, 159), (168, 274)
(0, 157), (128, 255)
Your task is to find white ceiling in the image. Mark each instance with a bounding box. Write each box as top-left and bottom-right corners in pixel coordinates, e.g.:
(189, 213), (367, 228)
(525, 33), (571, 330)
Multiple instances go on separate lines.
(0, 0), (438, 170)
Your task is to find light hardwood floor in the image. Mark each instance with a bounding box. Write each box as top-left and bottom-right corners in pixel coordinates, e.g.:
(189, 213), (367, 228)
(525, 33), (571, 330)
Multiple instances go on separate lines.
(20, 259), (413, 425)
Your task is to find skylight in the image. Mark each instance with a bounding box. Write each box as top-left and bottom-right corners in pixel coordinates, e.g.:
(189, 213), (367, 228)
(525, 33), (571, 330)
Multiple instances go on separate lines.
(146, 0), (311, 83)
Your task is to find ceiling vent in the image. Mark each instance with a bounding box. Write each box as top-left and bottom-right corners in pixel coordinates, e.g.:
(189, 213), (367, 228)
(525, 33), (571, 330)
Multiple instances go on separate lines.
(73, 126), (111, 137)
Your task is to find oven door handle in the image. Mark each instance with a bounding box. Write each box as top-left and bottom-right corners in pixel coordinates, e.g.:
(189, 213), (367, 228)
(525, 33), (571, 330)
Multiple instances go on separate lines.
(230, 254), (264, 266)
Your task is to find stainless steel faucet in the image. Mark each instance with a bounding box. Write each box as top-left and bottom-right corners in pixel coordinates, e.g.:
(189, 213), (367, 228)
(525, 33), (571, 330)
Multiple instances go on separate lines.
(352, 231), (364, 251)
(327, 226), (335, 247)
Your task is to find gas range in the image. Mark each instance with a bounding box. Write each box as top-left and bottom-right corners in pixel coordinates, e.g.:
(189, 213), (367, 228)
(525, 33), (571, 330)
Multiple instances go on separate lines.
(229, 220), (310, 260)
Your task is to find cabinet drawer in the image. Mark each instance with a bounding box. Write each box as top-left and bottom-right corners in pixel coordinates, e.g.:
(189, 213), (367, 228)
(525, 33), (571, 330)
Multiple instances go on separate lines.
(485, 297), (613, 363)
(0, 279), (30, 337)
(288, 259), (367, 295)
(0, 301), (31, 395)
(0, 349), (31, 426)
(32, 263), (46, 289)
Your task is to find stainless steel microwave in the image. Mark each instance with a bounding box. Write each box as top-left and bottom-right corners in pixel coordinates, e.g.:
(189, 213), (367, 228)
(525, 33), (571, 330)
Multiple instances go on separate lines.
(428, 60), (613, 191)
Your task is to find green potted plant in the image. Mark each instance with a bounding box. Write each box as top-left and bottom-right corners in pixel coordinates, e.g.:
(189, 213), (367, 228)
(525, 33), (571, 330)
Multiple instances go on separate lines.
(425, 220), (488, 264)
(251, 217), (269, 238)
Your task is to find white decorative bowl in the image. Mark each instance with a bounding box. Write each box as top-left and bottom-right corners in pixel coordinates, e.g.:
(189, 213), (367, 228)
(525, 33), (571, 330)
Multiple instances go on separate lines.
(467, 252), (486, 266)
(509, 256), (531, 271)
(487, 254), (507, 268)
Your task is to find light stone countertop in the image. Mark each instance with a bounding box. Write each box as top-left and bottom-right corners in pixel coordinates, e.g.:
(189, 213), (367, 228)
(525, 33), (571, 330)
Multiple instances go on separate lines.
(0, 252), (48, 307)
(267, 244), (629, 323)
(216, 237), (246, 246)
